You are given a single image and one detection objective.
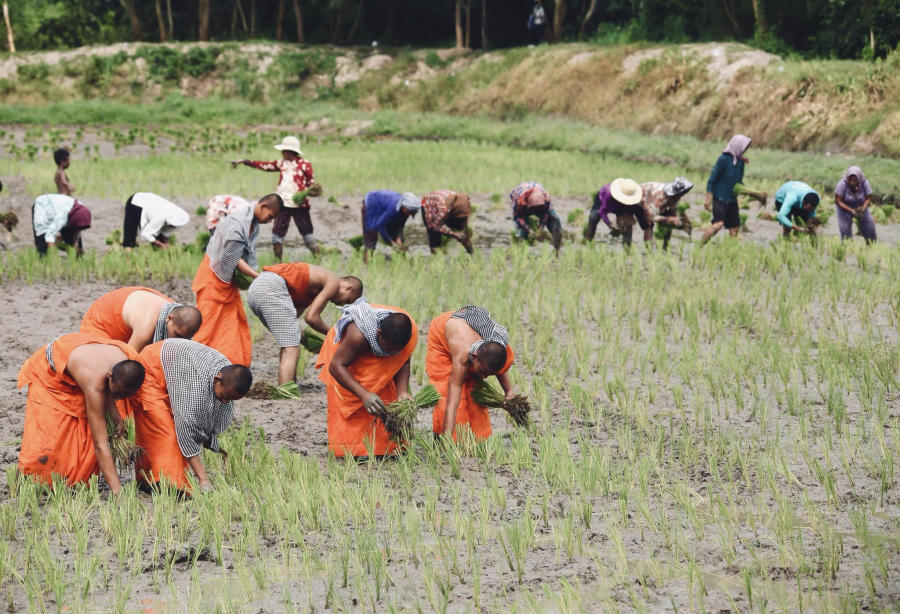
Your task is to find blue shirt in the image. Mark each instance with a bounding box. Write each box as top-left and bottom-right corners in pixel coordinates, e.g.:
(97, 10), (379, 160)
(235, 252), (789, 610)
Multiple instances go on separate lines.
(363, 191), (406, 242)
(706, 153), (744, 204)
(775, 181), (819, 228)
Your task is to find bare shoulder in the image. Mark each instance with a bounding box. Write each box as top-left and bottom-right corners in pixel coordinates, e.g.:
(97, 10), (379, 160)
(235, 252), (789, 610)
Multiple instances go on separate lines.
(68, 344), (126, 383)
(123, 290), (168, 320)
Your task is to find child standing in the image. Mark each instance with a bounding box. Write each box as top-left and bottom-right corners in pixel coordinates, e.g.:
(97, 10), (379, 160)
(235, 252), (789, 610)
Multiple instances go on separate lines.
(54, 148), (75, 196)
(232, 136), (319, 260)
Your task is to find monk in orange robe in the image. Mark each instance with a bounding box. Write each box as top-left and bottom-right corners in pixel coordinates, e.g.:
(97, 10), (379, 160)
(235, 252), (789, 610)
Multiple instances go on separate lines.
(134, 339), (251, 491)
(316, 299), (417, 457)
(248, 263), (363, 384)
(80, 286), (202, 351)
(427, 306), (516, 440)
(191, 194), (281, 366)
(17, 333), (145, 492)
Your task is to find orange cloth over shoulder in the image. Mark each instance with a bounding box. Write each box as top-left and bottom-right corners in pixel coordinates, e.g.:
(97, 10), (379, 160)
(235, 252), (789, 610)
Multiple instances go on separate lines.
(79, 286), (171, 342)
(132, 342), (191, 490)
(315, 305), (417, 457)
(427, 311), (514, 440)
(17, 333), (138, 485)
(263, 262), (311, 310)
(191, 254), (252, 366)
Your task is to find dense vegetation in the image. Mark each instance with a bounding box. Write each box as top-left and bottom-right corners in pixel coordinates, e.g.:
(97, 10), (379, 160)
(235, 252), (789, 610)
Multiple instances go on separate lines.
(3, 0), (900, 60)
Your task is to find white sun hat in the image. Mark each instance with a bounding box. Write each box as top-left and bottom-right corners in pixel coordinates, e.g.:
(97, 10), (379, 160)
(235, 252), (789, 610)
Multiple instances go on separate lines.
(610, 178), (643, 205)
(274, 135), (303, 155)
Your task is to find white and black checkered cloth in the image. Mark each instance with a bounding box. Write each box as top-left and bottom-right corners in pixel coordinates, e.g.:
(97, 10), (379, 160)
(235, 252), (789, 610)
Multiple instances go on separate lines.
(152, 302), (183, 344)
(206, 205), (259, 283)
(45, 334), (64, 371)
(452, 305), (509, 347)
(160, 339), (234, 458)
(334, 297), (396, 357)
(247, 272), (300, 348)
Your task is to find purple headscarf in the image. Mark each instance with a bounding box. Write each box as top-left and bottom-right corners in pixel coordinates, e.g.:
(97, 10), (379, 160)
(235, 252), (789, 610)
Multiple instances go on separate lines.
(67, 201), (92, 229)
(843, 166), (866, 187)
(723, 134), (752, 166)
(835, 165), (872, 202)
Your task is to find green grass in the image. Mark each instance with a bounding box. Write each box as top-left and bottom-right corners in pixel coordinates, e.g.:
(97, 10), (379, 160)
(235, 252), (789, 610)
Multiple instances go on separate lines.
(1, 239), (898, 611)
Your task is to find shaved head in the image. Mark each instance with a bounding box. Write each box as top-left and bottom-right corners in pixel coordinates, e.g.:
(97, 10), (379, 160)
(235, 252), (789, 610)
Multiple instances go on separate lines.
(168, 306), (202, 339)
(336, 275), (363, 305)
(110, 360), (145, 397)
(477, 341), (507, 374)
(379, 313), (412, 348)
(218, 364), (253, 397)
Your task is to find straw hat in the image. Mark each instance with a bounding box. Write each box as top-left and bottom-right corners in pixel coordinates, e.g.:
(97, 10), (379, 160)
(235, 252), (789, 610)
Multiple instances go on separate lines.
(610, 178), (643, 205)
(274, 136), (303, 155)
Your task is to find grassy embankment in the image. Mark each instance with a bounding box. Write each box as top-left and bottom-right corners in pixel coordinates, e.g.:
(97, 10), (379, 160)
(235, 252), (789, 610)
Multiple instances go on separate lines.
(1, 241), (898, 612)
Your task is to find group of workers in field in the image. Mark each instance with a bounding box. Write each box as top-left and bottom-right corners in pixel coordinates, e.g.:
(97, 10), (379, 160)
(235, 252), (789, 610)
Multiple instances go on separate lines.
(15, 133), (879, 495)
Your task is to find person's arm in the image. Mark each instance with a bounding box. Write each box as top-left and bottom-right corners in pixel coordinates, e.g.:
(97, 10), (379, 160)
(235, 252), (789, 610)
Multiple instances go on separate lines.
(440, 357), (469, 436)
(834, 192), (855, 215)
(496, 371), (515, 399)
(186, 454), (212, 491)
(304, 277), (339, 334)
(235, 258), (259, 278)
(513, 206), (533, 235)
(232, 160), (279, 171)
(598, 203), (614, 229)
(860, 194), (871, 213)
(83, 384), (123, 494)
(776, 196), (797, 229)
(393, 358), (412, 400)
(328, 323), (386, 413)
(140, 211), (168, 246)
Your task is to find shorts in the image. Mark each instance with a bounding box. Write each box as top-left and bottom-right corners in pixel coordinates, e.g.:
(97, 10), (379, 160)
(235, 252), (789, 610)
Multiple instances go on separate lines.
(247, 272), (300, 348)
(712, 198), (740, 229)
(272, 207), (313, 243)
(423, 214), (467, 249)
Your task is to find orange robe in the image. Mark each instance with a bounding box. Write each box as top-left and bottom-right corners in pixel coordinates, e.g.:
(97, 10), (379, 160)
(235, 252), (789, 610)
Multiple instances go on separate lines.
(191, 254), (252, 366)
(17, 333), (138, 485)
(427, 311), (515, 440)
(132, 342), (191, 490)
(315, 306), (417, 457)
(263, 262), (312, 311)
(79, 286), (172, 342)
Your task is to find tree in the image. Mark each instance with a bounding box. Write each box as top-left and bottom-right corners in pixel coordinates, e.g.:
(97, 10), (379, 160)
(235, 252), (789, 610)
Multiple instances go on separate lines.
(276, 0), (285, 40)
(2, 1), (14, 52)
(291, 0), (304, 42)
(455, 0), (463, 47)
(119, 0), (142, 40)
(155, 0), (169, 41)
(551, 0), (567, 42)
(198, 0), (211, 41)
(750, 0), (768, 37)
(579, 0), (599, 37)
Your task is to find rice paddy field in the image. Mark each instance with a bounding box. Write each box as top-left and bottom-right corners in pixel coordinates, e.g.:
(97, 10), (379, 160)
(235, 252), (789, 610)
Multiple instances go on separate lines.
(0, 109), (899, 613)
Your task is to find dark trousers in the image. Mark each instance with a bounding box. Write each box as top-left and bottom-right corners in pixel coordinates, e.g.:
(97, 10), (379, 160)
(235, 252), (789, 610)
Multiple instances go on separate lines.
(122, 194), (142, 247)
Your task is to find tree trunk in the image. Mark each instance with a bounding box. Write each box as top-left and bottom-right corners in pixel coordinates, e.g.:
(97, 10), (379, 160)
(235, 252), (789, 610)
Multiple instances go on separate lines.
(2, 2), (14, 53)
(250, 0), (256, 37)
(551, 0), (567, 42)
(291, 0), (304, 43)
(198, 0), (211, 41)
(455, 0), (463, 48)
(750, 0), (767, 37)
(166, 0), (174, 39)
(481, 0), (488, 50)
(721, 0), (742, 37)
(276, 0), (285, 40)
(120, 0), (143, 40)
(579, 0), (598, 37)
(155, 0), (169, 41)
(235, 0), (249, 34)
(464, 1), (471, 48)
(869, 28), (875, 51)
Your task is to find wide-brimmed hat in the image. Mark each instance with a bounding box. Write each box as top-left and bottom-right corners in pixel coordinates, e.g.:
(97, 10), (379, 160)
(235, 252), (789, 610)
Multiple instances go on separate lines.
(664, 177), (693, 197)
(274, 136), (303, 155)
(610, 178), (643, 205)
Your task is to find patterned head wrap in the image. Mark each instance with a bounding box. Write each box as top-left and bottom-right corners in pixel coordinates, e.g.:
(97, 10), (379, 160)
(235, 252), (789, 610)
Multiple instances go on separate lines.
(723, 135), (752, 165)
(451, 305), (509, 355)
(152, 302), (183, 344)
(334, 297), (397, 357)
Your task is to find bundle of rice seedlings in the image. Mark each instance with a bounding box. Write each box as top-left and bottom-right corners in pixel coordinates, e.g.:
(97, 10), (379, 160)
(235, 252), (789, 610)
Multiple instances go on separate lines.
(105, 413), (143, 472)
(292, 183), (324, 206)
(246, 381), (271, 399)
(676, 202), (691, 214)
(348, 235), (364, 250)
(269, 381), (301, 399)
(378, 385), (442, 442)
(471, 379), (531, 428)
(733, 183), (767, 204)
(300, 328), (325, 353)
(0, 211), (19, 232)
(105, 229), (122, 246)
(233, 270), (254, 290)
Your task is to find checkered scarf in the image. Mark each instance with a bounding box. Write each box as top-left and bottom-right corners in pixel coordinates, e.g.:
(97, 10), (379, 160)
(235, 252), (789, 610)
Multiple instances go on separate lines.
(152, 302), (182, 344)
(452, 305), (509, 354)
(334, 297), (396, 357)
(206, 205), (259, 283)
(160, 339), (234, 458)
(45, 335), (63, 371)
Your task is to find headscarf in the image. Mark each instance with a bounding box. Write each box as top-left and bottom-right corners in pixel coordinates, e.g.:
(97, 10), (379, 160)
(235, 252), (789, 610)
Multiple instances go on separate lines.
(844, 166), (866, 191)
(398, 192), (420, 213)
(723, 134), (752, 166)
(334, 297), (397, 357)
(67, 201), (92, 229)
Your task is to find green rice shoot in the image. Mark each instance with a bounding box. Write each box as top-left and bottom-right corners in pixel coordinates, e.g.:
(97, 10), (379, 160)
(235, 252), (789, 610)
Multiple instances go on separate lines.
(269, 381), (301, 399)
(104, 413), (143, 473)
(471, 379), (532, 428)
(300, 328), (325, 353)
(379, 385), (442, 442)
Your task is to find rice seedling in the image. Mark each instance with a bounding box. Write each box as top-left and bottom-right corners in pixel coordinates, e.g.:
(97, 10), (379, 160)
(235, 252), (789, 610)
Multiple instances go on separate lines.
(269, 381), (301, 399)
(299, 328), (325, 353)
(104, 414), (142, 474)
(471, 378), (531, 427)
(377, 384), (441, 442)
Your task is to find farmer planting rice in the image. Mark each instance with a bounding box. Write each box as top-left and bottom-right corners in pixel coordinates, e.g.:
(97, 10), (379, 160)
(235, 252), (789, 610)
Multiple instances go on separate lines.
(16, 333), (145, 493)
(427, 306), (516, 440)
(315, 298), (417, 457)
(248, 263), (363, 385)
(133, 339), (250, 491)
(80, 287), (202, 352)
(121, 192), (190, 249)
(232, 136), (319, 259)
(420, 189), (474, 254)
(31, 193), (91, 257)
(509, 181), (563, 252)
(774, 181), (821, 237)
(640, 177), (694, 249)
(206, 194), (250, 236)
(835, 166), (876, 243)
(360, 190), (420, 263)
(191, 194), (282, 366)
(701, 134), (751, 245)
(583, 178), (648, 246)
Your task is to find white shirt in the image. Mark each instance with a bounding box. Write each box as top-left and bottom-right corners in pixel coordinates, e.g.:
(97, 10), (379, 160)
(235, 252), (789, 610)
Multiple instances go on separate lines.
(33, 194), (75, 242)
(131, 192), (190, 243)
